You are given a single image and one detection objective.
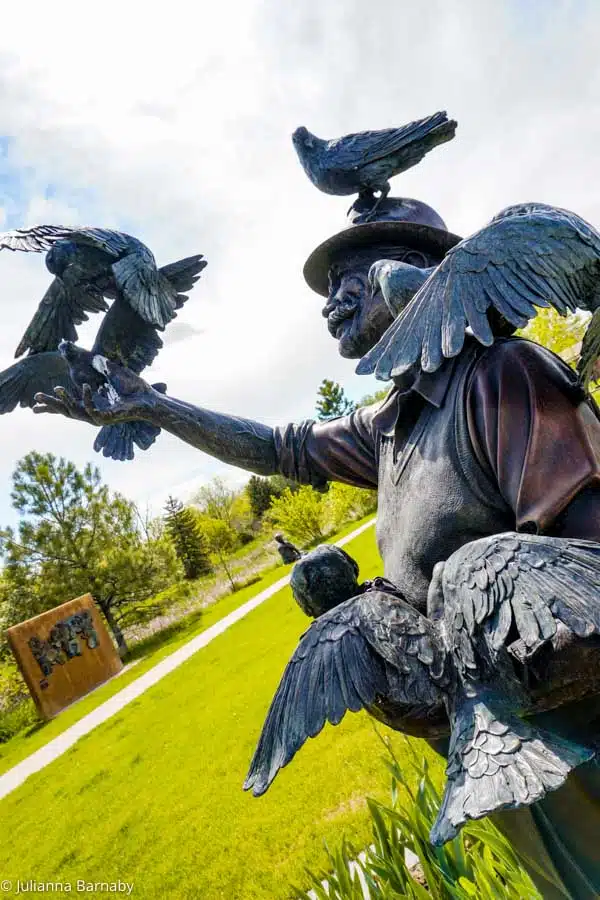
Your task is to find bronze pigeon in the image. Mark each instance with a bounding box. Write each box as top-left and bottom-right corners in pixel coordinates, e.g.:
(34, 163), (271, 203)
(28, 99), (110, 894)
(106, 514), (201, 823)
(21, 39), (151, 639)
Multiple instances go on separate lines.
(292, 111), (456, 217)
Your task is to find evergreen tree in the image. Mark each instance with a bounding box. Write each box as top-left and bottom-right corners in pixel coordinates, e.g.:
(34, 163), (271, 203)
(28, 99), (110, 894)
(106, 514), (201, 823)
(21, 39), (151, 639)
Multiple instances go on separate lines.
(0, 452), (180, 658)
(246, 476), (277, 519)
(315, 379), (356, 420)
(164, 496), (212, 580)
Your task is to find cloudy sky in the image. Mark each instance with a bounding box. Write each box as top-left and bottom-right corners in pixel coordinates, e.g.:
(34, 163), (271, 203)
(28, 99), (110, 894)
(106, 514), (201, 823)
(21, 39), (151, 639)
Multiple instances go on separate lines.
(0, 0), (597, 525)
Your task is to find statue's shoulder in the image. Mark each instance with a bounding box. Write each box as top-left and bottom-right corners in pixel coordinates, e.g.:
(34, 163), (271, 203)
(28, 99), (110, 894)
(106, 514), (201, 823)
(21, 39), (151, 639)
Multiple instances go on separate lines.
(469, 336), (586, 404)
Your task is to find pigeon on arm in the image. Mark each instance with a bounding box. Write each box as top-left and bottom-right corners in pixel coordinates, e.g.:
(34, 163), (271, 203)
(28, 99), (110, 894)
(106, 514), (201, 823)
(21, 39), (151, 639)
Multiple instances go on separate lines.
(359, 203), (600, 385)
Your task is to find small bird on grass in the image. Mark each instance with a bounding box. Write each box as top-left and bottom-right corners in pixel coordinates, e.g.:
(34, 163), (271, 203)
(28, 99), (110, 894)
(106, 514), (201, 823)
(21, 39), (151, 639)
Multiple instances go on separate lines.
(292, 111), (456, 217)
(0, 250), (207, 460)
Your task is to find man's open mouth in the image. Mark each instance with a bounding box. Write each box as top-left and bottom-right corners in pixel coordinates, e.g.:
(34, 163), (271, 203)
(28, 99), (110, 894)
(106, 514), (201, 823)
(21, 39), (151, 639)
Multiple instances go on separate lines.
(327, 300), (358, 337)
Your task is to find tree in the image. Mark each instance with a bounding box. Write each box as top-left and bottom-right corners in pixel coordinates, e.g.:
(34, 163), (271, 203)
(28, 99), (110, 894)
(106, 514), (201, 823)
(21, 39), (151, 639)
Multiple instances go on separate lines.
(164, 496), (212, 580)
(0, 452), (181, 658)
(518, 307), (588, 359)
(265, 485), (326, 545)
(193, 476), (238, 528)
(322, 482), (377, 532)
(357, 385), (392, 407)
(246, 475), (280, 519)
(202, 518), (239, 591)
(315, 379), (356, 420)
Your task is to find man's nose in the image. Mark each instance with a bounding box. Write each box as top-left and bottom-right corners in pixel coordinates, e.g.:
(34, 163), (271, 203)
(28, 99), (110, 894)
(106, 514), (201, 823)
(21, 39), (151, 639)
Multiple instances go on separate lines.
(321, 287), (345, 318)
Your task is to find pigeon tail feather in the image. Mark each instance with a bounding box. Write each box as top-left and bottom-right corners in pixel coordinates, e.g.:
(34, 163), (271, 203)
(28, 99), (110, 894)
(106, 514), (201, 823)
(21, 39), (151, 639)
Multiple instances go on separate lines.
(93, 421), (161, 461)
(430, 689), (594, 846)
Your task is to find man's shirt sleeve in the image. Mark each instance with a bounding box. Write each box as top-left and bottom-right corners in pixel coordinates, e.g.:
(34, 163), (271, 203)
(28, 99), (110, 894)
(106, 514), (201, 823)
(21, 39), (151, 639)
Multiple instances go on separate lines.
(467, 338), (600, 536)
(273, 404), (380, 489)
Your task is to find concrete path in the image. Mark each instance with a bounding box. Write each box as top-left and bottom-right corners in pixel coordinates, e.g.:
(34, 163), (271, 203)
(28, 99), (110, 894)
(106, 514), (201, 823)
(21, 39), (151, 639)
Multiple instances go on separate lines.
(0, 519), (376, 802)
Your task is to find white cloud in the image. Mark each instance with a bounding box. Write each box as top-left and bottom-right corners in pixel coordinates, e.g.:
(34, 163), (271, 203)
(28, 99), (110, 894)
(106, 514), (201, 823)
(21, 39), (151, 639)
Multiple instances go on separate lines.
(0, 0), (598, 523)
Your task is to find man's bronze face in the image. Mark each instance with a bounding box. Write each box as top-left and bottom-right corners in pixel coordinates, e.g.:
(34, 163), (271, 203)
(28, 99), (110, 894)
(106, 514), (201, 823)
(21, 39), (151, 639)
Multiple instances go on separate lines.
(322, 247), (431, 359)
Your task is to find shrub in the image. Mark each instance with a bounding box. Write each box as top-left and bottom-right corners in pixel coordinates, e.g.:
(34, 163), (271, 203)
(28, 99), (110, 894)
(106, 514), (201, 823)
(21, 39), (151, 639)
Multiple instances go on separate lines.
(266, 485), (327, 546)
(294, 736), (542, 899)
(323, 483), (377, 533)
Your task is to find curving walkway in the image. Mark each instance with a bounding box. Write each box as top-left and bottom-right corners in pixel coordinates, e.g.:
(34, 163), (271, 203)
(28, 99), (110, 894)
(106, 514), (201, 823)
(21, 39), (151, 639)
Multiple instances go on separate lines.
(0, 518), (376, 802)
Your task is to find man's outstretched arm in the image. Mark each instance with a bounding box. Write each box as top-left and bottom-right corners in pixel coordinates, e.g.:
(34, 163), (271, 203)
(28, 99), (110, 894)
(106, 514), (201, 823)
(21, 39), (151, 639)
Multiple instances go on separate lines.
(33, 376), (379, 487)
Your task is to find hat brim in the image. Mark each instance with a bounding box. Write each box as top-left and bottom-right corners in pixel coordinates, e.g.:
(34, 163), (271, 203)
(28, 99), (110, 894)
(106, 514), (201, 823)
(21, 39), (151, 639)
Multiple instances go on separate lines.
(303, 221), (462, 297)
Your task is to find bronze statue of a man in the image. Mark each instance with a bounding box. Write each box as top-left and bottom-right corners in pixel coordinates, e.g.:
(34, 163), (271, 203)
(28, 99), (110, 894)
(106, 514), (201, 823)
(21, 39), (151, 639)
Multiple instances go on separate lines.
(35, 196), (600, 899)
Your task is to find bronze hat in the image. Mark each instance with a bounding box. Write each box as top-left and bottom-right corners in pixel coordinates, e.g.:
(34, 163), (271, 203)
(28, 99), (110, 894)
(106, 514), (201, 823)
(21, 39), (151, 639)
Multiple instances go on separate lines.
(303, 196), (462, 297)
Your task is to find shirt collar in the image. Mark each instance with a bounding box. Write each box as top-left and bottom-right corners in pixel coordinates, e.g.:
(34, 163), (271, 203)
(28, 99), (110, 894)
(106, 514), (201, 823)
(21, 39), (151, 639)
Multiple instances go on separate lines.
(370, 354), (458, 436)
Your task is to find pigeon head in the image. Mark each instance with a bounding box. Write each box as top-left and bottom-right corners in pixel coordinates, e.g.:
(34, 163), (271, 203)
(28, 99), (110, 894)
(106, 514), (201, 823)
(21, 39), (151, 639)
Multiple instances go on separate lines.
(292, 126), (318, 151)
(58, 340), (80, 362)
(368, 259), (435, 317)
(290, 544), (361, 619)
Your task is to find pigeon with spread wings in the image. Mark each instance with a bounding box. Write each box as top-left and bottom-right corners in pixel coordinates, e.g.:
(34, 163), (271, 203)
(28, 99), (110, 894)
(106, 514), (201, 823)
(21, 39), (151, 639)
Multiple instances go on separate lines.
(358, 203), (600, 385)
(0, 225), (190, 358)
(0, 252), (207, 460)
(244, 535), (600, 844)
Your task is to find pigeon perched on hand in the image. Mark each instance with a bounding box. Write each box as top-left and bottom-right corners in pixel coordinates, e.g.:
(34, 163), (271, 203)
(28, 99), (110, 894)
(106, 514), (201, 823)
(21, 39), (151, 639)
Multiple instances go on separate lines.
(0, 252), (207, 460)
(0, 225), (189, 357)
(292, 111), (456, 216)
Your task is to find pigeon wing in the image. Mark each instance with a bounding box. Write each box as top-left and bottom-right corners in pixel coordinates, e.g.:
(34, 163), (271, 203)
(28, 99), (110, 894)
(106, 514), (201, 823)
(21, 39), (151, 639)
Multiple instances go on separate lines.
(243, 596), (389, 796)
(244, 593), (447, 796)
(0, 225), (72, 253)
(0, 352), (72, 412)
(92, 298), (163, 375)
(443, 533), (600, 675)
(331, 112), (456, 169)
(358, 203), (600, 381)
(15, 277), (109, 357)
(158, 254), (207, 308)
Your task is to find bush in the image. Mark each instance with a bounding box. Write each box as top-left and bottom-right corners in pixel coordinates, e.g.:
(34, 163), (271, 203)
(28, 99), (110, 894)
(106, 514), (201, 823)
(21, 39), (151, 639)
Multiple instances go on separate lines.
(266, 485), (328, 546)
(0, 701), (40, 744)
(323, 483), (377, 533)
(294, 735), (542, 899)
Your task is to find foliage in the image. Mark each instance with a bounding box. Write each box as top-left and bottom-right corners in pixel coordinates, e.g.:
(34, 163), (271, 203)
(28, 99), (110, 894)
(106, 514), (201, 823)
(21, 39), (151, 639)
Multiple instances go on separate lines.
(295, 736), (543, 900)
(0, 452), (181, 657)
(202, 517), (239, 590)
(518, 307), (587, 360)
(357, 386), (392, 408)
(316, 379), (356, 420)
(193, 476), (239, 528)
(323, 483), (378, 533)
(164, 496), (212, 580)
(266, 484), (327, 545)
(247, 475), (280, 519)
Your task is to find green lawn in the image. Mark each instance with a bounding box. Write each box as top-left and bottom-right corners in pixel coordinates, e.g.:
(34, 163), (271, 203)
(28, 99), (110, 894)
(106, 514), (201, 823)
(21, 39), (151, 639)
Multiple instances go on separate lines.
(0, 516), (375, 777)
(0, 522), (443, 899)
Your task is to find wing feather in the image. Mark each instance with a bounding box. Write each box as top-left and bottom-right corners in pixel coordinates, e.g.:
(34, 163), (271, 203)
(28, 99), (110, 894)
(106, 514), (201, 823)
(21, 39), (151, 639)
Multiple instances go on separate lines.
(244, 592), (446, 797)
(333, 112), (455, 169)
(0, 225), (71, 252)
(444, 533), (600, 672)
(0, 353), (72, 412)
(359, 204), (600, 381)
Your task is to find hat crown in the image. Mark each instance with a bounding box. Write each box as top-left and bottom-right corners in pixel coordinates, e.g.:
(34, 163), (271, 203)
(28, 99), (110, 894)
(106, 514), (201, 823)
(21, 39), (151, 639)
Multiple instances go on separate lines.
(347, 196), (448, 232)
